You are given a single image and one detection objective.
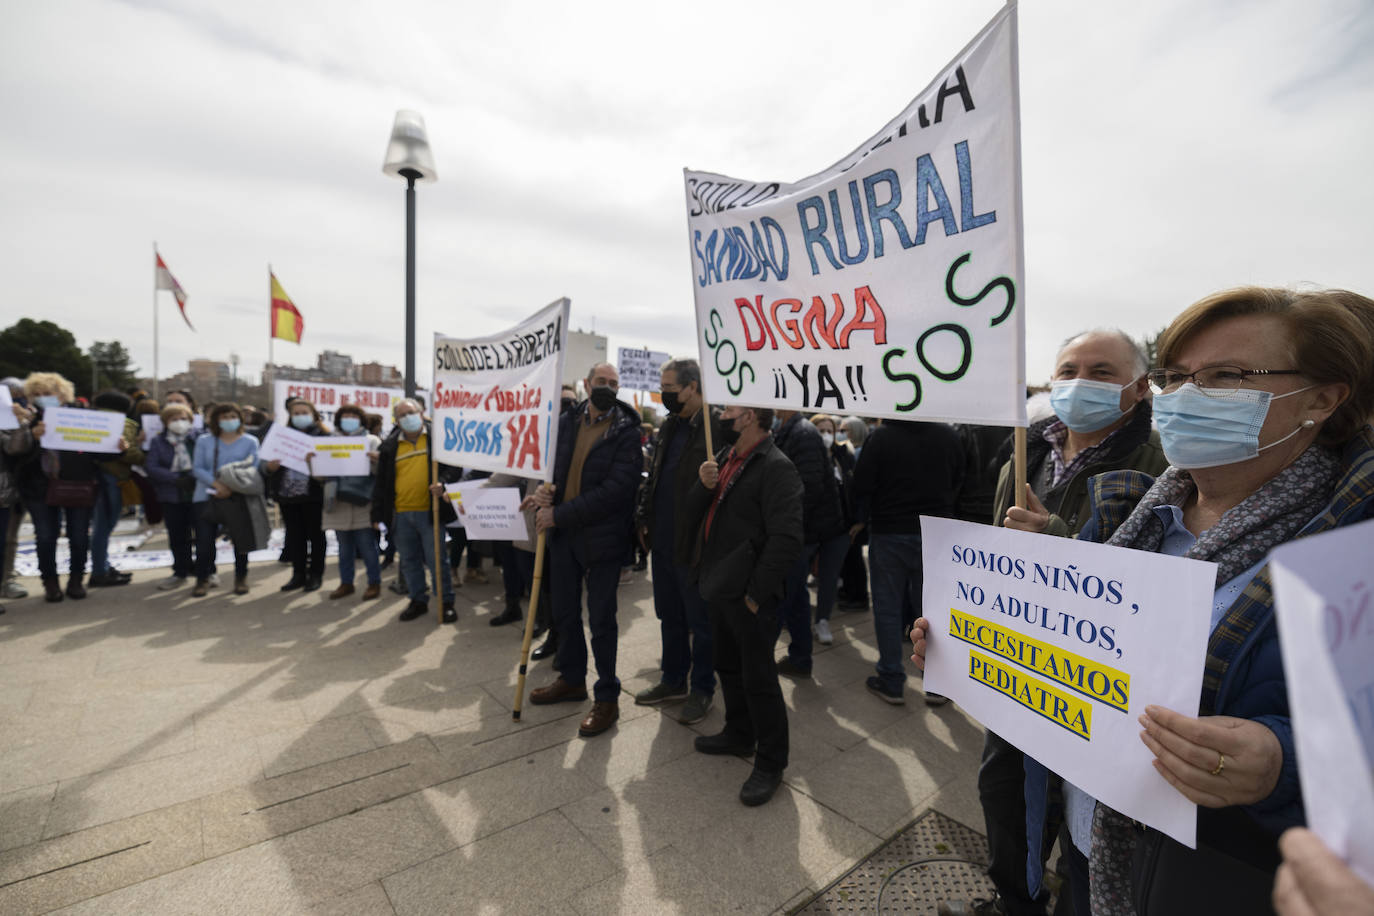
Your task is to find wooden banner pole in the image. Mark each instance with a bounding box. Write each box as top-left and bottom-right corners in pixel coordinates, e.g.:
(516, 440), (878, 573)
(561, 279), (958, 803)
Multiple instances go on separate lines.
(1013, 426), (1028, 510)
(701, 399), (714, 457)
(431, 448), (443, 623)
(512, 523), (549, 720)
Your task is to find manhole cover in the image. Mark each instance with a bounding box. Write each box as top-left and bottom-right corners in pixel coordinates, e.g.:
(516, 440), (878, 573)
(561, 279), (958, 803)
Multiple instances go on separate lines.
(794, 810), (995, 914)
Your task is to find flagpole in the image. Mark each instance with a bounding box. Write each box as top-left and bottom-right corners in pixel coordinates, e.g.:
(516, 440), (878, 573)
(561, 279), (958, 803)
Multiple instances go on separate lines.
(153, 242), (160, 401)
(268, 265), (274, 405)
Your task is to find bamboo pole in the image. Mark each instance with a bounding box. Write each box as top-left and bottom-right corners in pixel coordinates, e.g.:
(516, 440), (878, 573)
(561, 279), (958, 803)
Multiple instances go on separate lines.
(1013, 426), (1028, 510)
(701, 399), (714, 457)
(511, 525), (549, 721)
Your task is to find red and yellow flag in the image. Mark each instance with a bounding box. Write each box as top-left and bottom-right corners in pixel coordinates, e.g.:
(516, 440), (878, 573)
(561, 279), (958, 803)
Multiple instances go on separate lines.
(270, 272), (304, 343)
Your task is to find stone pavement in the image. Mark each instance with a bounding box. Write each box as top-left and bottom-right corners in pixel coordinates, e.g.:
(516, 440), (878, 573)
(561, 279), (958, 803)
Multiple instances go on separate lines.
(0, 548), (988, 915)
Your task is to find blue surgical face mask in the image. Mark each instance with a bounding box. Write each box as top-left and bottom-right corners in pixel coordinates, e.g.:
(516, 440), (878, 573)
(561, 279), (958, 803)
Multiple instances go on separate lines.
(1050, 378), (1134, 433)
(338, 417), (361, 434)
(219, 418), (241, 433)
(290, 413), (313, 430)
(399, 413), (423, 433)
(1153, 383), (1312, 469)
(35, 395), (60, 409)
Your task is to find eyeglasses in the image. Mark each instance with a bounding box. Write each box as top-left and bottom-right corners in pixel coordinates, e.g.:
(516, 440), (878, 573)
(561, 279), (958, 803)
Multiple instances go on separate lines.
(1146, 365), (1303, 397)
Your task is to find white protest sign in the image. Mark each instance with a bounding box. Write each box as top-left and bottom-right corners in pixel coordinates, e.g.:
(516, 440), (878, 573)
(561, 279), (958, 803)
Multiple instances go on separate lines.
(684, 4), (1024, 425)
(40, 407), (126, 453)
(444, 483), (528, 541)
(258, 422), (315, 475)
(272, 381), (426, 435)
(617, 347), (671, 391)
(0, 387), (17, 430)
(141, 414), (163, 447)
(921, 516), (1216, 847)
(309, 437), (371, 477)
(1272, 519), (1374, 884)
(432, 298), (571, 482)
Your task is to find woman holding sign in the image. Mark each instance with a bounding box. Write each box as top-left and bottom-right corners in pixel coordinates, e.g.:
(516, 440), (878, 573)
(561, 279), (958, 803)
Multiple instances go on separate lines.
(914, 287), (1374, 915)
(145, 402), (206, 590)
(314, 404), (382, 600)
(264, 399), (327, 593)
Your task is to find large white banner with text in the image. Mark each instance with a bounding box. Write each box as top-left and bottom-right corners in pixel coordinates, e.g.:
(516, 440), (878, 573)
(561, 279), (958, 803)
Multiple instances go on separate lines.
(272, 381), (426, 435)
(683, 3), (1024, 425)
(431, 298), (570, 482)
(921, 516), (1216, 847)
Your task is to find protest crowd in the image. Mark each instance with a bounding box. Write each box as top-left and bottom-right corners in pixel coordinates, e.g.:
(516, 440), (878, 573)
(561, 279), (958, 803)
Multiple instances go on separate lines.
(2, 284), (1372, 916)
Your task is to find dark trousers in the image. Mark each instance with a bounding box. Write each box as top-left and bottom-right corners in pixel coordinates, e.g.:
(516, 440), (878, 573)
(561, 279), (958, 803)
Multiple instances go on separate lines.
(28, 499), (91, 580)
(774, 544), (818, 670)
(162, 501), (202, 579)
(195, 508), (248, 579)
(281, 500), (325, 580)
(650, 549), (715, 697)
(549, 531), (621, 702)
(981, 729), (1050, 916)
(710, 597), (788, 773)
(495, 541), (521, 601)
(838, 538), (869, 603)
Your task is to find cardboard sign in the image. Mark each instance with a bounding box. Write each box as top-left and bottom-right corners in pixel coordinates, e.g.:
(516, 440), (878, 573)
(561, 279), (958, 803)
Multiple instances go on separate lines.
(1272, 519), (1374, 884)
(40, 407), (126, 453)
(0, 387), (17, 430)
(444, 483), (528, 541)
(309, 437), (371, 477)
(258, 422), (315, 475)
(432, 298), (571, 482)
(684, 4), (1025, 426)
(920, 516), (1216, 847)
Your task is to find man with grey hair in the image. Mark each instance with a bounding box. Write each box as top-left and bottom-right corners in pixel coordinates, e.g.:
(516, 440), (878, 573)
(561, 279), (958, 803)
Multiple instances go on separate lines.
(940, 328), (1165, 916)
(632, 356), (723, 723)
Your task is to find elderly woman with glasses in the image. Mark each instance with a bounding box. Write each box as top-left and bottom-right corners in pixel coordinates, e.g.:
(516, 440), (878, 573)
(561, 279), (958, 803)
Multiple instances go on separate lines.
(912, 286), (1374, 915)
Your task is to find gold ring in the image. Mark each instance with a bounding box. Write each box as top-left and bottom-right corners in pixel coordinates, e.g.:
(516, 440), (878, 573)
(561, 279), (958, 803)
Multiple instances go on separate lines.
(1209, 753), (1224, 776)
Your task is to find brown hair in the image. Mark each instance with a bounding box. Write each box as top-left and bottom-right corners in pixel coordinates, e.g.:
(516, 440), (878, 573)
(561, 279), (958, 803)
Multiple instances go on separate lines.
(160, 403), (192, 424)
(287, 399), (321, 425)
(335, 404), (366, 422)
(207, 402), (243, 436)
(1158, 287), (1374, 446)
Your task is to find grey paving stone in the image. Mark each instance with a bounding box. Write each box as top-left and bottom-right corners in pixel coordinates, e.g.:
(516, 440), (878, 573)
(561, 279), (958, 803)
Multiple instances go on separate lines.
(572, 844), (770, 915)
(0, 782), (56, 853)
(0, 723), (199, 794)
(255, 714), (381, 779)
(305, 882), (396, 916)
(383, 810), (614, 916)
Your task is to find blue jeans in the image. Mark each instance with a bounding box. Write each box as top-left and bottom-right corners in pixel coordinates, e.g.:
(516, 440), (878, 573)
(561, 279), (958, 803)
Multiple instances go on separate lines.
(867, 532), (924, 691)
(393, 510), (454, 604)
(28, 498), (91, 580)
(550, 529), (621, 702)
(775, 544), (818, 670)
(813, 531), (851, 622)
(162, 501), (201, 579)
(335, 527), (380, 586)
(650, 549), (715, 697)
(90, 470), (123, 576)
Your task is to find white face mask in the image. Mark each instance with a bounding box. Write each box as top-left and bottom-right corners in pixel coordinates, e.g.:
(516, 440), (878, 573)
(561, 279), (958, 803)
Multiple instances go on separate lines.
(167, 419), (192, 436)
(820, 432), (834, 448)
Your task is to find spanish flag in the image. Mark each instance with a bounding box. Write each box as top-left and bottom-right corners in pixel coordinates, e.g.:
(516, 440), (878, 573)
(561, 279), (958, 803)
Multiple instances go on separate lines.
(270, 272), (304, 344)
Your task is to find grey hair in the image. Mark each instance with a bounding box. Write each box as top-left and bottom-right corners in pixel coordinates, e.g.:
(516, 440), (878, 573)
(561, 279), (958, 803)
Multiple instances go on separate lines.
(1058, 328), (1149, 377)
(840, 416), (867, 445)
(393, 397), (423, 417)
(661, 357), (701, 389)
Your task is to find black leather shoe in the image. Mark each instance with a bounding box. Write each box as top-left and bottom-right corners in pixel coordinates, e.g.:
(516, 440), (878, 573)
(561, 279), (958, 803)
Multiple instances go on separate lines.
(302, 577), (322, 592)
(694, 732), (754, 757)
(739, 767), (783, 806)
(398, 600), (428, 622)
(489, 603), (522, 627)
(280, 577), (306, 592)
(530, 634), (558, 660)
(66, 576), (87, 600)
(442, 601), (457, 624)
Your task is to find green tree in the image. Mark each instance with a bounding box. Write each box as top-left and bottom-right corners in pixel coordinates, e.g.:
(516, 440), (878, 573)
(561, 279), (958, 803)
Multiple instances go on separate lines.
(0, 319), (93, 396)
(89, 340), (140, 393)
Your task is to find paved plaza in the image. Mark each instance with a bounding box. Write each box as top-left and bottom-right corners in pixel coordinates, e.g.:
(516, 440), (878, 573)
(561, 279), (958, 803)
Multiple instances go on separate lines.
(0, 539), (987, 915)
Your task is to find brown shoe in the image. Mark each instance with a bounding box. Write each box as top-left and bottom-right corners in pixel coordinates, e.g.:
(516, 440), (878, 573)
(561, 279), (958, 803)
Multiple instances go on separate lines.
(529, 677), (589, 706)
(329, 584), (355, 600)
(233, 576), (249, 595)
(191, 578), (210, 597)
(361, 583), (381, 600)
(579, 701), (620, 737)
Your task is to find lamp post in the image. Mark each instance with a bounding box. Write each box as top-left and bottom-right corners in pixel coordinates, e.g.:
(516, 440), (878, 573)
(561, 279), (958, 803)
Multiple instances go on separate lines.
(230, 352), (240, 401)
(382, 110), (438, 400)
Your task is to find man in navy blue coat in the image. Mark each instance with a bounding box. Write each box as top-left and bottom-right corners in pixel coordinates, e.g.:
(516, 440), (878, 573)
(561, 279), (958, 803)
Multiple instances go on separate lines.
(526, 362), (644, 737)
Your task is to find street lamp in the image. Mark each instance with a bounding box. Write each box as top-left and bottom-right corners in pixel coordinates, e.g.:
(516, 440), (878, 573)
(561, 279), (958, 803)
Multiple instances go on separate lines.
(230, 352), (240, 401)
(382, 110), (438, 400)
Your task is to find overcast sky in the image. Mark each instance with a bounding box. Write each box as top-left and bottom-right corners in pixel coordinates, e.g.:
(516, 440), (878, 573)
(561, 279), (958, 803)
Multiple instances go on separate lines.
(2, 0), (1371, 391)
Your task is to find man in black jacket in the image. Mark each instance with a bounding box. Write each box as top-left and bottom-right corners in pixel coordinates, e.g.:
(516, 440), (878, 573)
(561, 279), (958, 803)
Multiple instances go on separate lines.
(371, 399), (461, 623)
(632, 358), (722, 724)
(526, 363), (644, 739)
(771, 410), (846, 677)
(686, 403), (802, 806)
(851, 420), (964, 705)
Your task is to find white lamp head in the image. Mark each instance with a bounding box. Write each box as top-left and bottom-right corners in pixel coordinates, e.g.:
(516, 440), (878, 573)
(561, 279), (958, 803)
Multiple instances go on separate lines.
(382, 110), (437, 182)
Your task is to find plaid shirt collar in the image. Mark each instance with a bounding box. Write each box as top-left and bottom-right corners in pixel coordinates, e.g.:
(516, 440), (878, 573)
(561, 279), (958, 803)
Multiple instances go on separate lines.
(1041, 420), (1127, 488)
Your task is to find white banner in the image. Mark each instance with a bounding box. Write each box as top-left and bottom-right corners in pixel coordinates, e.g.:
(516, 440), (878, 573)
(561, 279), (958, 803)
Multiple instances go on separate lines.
(40, 407), (126, 453)
(309, 436), (371, 477)
(1272, 519), (1374, 885)
(0, 387), (17, 430)
(920, 517), (1216, 847)
(258, 422), (315, 475)
(272, 381), (426, 436)
(617, 347), (671, 391)
(444, 483), (528, 541)
(683, 4), (1025, 425)
(432, 298), (571, 482)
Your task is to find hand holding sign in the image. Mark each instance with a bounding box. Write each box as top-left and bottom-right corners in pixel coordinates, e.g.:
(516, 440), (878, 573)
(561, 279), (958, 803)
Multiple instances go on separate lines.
(1138, 706), (1283, 808)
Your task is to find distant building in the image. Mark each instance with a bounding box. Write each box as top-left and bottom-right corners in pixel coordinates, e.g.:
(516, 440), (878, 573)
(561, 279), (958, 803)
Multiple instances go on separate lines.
(565, 329), (608, 389)
(317, 350), (355, 381)
(358, 362), (403, 386)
